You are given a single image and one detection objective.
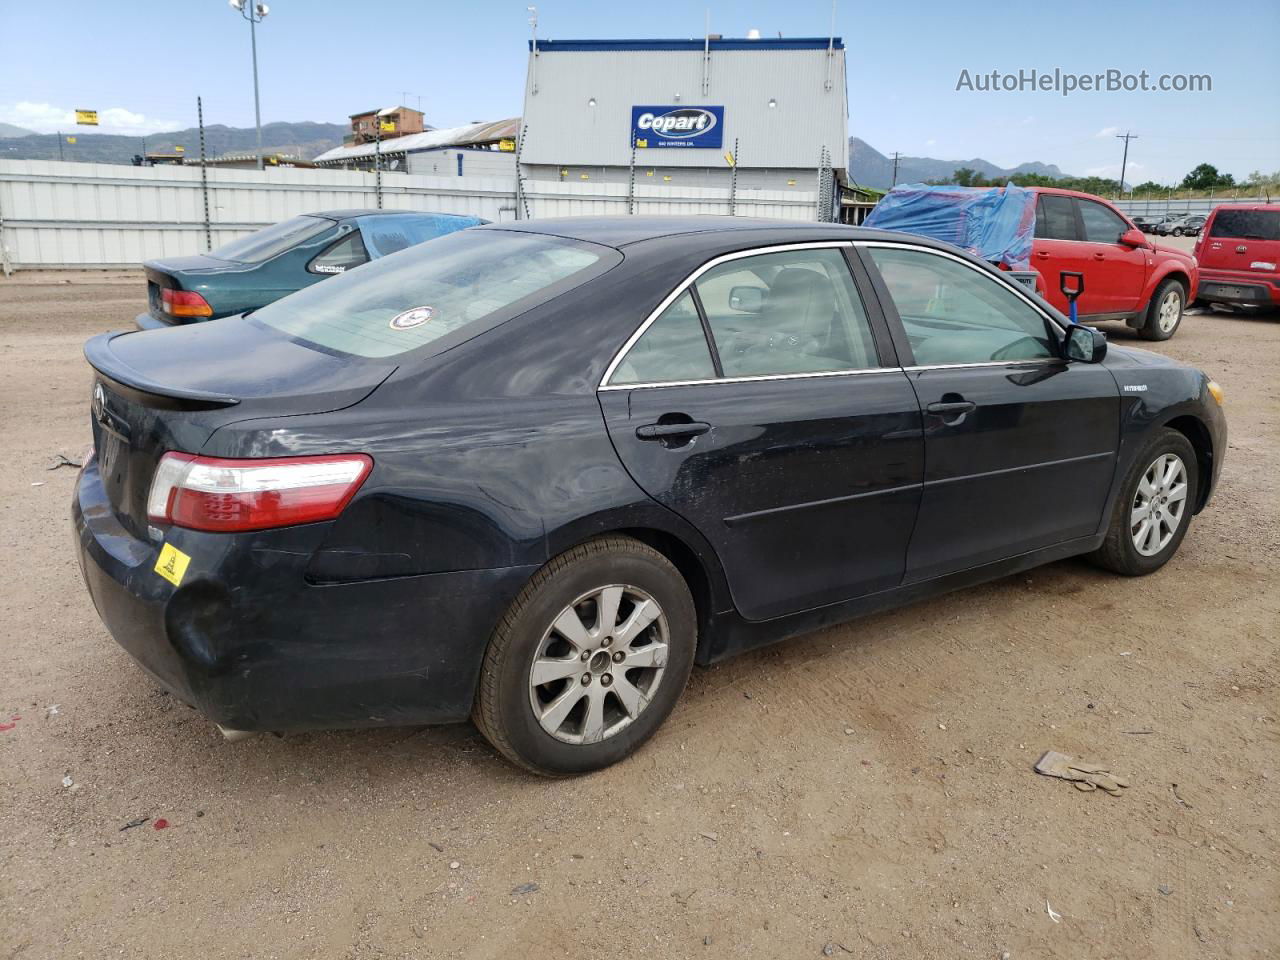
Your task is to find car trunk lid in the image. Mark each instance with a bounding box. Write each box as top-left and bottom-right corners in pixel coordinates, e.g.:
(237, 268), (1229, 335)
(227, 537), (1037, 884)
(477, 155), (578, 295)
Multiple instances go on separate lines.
(84, 317), (396, 539)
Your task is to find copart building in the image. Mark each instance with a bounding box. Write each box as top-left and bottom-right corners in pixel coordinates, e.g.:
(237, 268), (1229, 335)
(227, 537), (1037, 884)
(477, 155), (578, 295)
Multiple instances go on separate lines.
(518, 36), (849, 212)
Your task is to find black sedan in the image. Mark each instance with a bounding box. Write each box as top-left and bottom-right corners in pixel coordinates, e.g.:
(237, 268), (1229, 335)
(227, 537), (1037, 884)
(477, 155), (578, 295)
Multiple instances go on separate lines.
(74, 217), (1227, 775)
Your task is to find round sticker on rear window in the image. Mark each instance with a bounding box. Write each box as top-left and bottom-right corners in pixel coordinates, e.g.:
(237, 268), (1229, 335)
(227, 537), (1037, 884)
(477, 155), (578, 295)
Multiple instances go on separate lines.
(389, 306), (435, 330)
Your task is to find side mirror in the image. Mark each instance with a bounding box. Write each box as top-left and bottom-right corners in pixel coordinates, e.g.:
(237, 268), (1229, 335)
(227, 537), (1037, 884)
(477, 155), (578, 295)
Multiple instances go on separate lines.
(728, 285), (765, 313)
(1119, 227), (1147, 248)
(1064, 324), (1107, 363)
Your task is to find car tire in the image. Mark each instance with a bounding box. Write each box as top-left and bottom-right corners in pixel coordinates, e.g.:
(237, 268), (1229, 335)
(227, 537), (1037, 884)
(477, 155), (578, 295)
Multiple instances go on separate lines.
(472, 535), (697, 777)
(1089, 428), (1198, 577)
(1173, 227), (1184, 237)
(1139, 278), (1185, 341)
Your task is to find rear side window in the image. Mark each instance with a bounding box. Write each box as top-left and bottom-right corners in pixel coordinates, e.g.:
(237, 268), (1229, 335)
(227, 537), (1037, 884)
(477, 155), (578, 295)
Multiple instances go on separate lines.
(211, 216), (333, 263)
(1078, 199), (1130, 243)
(308, 229), (369, 274)
(694, 248), (879, 377)
(610, 292), (716, 385)
(1209, 209), (1280, 241)
(1034, 195), (1077, 241)
(255, 230), (607, 359)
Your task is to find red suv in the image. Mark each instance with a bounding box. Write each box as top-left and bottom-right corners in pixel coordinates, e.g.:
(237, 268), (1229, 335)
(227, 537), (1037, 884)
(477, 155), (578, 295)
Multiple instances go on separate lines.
(1029, 188), (1199, 341)
(1193, 204), (1280, 310)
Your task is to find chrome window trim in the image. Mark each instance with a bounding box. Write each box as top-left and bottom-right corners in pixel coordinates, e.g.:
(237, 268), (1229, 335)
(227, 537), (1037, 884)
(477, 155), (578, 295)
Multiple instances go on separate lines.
(599, 240), (882, 390)
(854, 239), (1067, 337)
(600, 366), (903, 392)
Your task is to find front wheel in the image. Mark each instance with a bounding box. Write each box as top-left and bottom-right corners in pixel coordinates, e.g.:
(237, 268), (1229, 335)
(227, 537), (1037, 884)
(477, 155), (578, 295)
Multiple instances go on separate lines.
(1139, 278), (1185, 341)
(473, 536), (696, 776)
(1172, 227), (1184, 237)
(1089, 428), (1198, 576)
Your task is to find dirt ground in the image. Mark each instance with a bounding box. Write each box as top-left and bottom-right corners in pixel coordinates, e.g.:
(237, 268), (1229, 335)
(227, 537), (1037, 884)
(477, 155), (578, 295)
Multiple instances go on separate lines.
(1, 269), (1276, 960)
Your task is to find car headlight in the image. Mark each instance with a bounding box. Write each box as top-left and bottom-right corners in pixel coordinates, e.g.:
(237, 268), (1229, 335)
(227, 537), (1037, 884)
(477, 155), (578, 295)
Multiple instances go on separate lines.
(1207, 380), (1225, 406)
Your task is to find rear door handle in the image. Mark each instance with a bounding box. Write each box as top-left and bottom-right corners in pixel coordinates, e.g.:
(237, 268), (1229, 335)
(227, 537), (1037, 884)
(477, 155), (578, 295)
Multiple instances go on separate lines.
(1093, 252), (1106, 260)
(926, 401), (976, 415)
(636, 421), (711, 440)
(1035, 251), (1050, 259)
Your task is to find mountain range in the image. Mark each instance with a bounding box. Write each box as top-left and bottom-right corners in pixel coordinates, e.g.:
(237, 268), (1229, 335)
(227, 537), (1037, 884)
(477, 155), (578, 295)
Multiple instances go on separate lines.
(848, 137), (1069, 189)
(0, 122), (348, 163)
(0, 121), (1071, 187)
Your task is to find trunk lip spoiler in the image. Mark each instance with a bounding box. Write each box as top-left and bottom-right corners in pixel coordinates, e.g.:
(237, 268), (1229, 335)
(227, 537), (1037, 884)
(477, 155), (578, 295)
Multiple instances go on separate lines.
(84, 332), (241, 406)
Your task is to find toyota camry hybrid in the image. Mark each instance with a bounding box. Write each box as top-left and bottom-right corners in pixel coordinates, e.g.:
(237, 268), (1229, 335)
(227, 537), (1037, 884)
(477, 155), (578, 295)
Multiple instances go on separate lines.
(73, 217), (1227, 776)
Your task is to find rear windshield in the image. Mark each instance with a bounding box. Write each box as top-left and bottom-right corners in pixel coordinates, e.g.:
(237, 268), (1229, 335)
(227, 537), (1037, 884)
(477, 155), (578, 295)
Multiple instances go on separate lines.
(1209, 209), (1280, 241)
(211, 215), (334, 263)
(254, 229), (607, 358)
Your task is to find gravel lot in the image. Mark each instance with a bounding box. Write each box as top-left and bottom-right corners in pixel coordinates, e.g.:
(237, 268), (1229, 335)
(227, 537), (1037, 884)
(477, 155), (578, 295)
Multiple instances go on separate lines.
(1, 269), (1276, 960)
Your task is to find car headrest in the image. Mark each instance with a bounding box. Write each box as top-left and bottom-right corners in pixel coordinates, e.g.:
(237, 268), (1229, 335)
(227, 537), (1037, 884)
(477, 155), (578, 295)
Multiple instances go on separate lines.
(763, 267), (836, 330)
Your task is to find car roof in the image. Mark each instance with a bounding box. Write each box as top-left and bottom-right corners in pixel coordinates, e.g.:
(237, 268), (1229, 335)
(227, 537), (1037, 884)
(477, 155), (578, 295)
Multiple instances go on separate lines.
(477, 216), (941, 252)
(308, 209), (467, 221)
(1209, 204), (1280, 213)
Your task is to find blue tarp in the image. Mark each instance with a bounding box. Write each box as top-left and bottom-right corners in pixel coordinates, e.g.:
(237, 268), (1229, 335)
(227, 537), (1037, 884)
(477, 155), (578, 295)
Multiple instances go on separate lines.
(863, 184), (1037, 271)
(358, 213), (486, 259)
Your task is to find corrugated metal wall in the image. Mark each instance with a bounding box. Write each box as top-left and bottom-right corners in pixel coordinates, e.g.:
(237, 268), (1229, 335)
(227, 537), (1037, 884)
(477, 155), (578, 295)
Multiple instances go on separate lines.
(0, 159), (817, 269)
(521, 46), (847, 170)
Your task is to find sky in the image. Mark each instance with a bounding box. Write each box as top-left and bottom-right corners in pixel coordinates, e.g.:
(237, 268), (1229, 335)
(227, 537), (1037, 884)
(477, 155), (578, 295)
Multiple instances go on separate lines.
(2, 0), (1277, 184)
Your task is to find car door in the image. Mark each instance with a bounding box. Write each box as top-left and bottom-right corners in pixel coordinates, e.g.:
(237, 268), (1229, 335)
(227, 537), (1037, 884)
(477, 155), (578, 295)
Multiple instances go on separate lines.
(1032, 193), (1102, 315)
(1075, 197), (1148, 316)
(859, 242), (1119, 583)
(599, 244), (924, 622)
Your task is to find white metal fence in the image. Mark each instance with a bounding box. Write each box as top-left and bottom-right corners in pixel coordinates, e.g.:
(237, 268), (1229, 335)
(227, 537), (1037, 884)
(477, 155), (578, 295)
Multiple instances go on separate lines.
(1112, 195), (1273, 219)
(0, 159), (819, 270)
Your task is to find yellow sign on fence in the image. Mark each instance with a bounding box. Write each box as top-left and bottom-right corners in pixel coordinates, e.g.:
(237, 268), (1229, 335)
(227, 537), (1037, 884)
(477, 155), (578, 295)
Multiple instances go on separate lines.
(75, 110), (98, 126)
(498, 138), (516, 152)
(65, 136), (76, 144)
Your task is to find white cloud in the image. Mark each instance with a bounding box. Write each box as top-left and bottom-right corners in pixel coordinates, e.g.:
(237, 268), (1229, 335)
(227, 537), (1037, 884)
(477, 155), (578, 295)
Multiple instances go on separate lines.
(1095, 126), (1120, 138)
(1085, 161), (1145, 179)
(1022, 115), (1035, 126)
(0, 102), (181, 135)
(925, 138), (937, 148)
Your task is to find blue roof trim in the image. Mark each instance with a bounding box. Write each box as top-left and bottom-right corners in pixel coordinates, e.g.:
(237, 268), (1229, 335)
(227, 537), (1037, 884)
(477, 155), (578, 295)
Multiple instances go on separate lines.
(529, 38), (843, 52)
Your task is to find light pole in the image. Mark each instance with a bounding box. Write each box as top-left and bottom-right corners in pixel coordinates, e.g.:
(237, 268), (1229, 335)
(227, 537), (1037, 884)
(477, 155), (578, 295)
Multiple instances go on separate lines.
(229, 0), (269, 170)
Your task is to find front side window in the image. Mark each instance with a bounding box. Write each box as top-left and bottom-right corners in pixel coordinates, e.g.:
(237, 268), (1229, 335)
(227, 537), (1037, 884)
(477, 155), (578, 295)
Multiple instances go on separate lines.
(868, 246), (1057, 366)
(256, 230), (608, 359)
(1034, 195), (1078, 241)
(609, 292), (716, 385)
(1078, 199), (1130, 244)
(210, 215), (333, 263)
(694, 248), (879, 377)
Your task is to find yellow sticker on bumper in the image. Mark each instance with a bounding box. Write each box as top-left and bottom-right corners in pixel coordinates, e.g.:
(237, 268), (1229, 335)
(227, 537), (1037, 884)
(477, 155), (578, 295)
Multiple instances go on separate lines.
(154, 543), (191, 586)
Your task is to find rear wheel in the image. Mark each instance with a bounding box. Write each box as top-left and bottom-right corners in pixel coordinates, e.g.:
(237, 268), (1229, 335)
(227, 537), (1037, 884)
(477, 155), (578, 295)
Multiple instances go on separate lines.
(473, 536), (696, 776)
(1139, 278), (1185, 341)
(1089, 428), (1198, 576)
(1172, 227), (1184, 237)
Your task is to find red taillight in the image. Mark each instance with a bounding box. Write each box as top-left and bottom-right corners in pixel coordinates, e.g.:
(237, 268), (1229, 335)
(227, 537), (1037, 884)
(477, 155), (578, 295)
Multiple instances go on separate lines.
(146, 453), (373, 532)
(160, 287), (213, 318)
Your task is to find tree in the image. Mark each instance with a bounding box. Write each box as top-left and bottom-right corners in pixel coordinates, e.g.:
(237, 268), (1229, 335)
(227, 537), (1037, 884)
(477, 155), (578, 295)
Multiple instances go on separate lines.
(1180, 163), (1235, 191)
(952, 167), (979, 187)
(1131, 181), (1167, 195)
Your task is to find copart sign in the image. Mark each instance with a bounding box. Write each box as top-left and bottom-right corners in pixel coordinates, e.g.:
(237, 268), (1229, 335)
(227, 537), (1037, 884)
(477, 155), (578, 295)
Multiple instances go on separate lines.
(631, 105), (724, 149)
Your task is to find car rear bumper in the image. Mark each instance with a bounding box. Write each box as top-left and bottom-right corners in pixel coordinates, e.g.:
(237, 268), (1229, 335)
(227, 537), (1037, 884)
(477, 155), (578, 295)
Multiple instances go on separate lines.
(72, 459), (538, 732)
(1196, 271), (1280, 306)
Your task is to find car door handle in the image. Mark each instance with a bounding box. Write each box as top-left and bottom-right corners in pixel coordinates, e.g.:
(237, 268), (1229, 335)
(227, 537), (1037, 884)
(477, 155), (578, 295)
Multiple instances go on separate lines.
(1093, 252), (1106, 260)
(635, 421), (711, 440)
(925, 400), (976, 415)
(1035, 251), (1050, 259)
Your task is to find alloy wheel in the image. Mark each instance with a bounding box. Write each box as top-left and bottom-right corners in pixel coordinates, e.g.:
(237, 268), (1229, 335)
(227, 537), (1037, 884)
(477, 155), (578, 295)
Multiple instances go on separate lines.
(528, 584), (670, 744)
(1130, 453), (1188, 556)
(1158, 289), (1182, 333)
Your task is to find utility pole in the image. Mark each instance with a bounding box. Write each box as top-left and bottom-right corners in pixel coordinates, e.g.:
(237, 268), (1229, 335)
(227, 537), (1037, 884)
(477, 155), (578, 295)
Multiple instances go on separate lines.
(1115, 131), (1138, 197)
(890, 151), (900, 187)
(57, 131), (64, 162)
